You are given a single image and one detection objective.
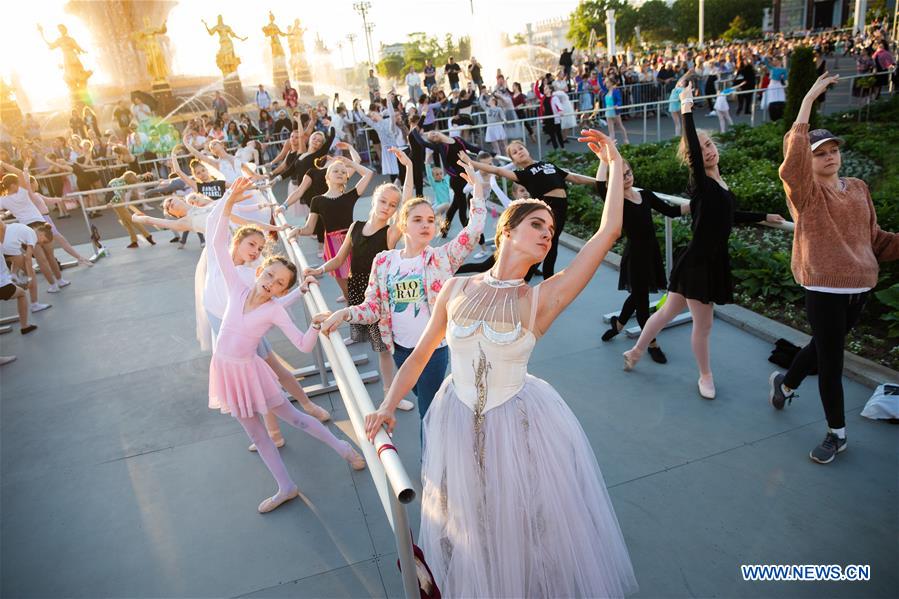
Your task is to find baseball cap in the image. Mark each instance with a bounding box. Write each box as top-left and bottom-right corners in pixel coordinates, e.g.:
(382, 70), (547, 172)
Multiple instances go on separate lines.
(809, 129), (844, 151)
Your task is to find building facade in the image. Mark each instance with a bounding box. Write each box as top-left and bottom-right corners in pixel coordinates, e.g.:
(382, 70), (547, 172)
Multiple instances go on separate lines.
(772, 0), (852, 31)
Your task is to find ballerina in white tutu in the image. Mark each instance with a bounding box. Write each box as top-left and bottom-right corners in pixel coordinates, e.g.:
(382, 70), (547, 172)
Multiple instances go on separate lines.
(365, 130), (638, 598)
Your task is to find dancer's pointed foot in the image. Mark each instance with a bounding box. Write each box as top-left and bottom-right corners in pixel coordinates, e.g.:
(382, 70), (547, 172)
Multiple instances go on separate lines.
(623, 348), (642, 371)
(303, 402), (331, 423)
(341, 441), (367, 470)
(248, 436), (285, 452)
(698, 375), (716, 400)
(257, 486), (299, 513)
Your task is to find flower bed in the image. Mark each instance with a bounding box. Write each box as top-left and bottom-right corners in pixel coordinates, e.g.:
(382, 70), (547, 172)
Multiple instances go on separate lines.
(551, 96), (899, 370)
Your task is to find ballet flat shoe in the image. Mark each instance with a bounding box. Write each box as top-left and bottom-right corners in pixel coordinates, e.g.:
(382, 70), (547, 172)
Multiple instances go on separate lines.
(343, 442), (367, 471)
(248, 437), (286, 452)
(698, 377), (716, 400)
(258, 488), (299, 513)
(304, 403), (331, 423)
(397, 399), (415, 411)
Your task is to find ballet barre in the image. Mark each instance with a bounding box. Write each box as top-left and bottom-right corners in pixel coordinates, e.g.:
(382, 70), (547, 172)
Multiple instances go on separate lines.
(0, 325), (11, 334)
(264, 187), (420, 599)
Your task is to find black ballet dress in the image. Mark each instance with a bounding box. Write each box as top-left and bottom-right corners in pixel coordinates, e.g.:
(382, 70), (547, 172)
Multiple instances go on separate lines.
(598, 181), (681, 293)
(347, 221), (389, 351)
(668, 112), (765, 304)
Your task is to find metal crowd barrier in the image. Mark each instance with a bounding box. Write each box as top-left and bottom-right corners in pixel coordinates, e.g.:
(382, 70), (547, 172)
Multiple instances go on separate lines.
(259, 186), (420, 599)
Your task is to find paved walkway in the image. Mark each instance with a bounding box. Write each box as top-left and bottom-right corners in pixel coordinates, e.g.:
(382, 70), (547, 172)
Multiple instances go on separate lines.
(1, 191), (896, 598)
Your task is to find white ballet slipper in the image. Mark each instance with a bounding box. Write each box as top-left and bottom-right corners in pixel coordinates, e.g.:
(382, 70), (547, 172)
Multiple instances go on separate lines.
(397, 399), (415, 411)
(698, 376), (716, 400)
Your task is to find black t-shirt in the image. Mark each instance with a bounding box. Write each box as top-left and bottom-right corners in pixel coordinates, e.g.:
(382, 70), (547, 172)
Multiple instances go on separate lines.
(445, 62), (461, 84)
(514, 161), (569, 198)
(198, 179), (227, 200)
(469, 64), (482, 83)
(310, 188), (360, 233)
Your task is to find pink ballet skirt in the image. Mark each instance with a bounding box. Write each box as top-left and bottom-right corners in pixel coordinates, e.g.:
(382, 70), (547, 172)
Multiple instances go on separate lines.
(208, 352), (286, 418)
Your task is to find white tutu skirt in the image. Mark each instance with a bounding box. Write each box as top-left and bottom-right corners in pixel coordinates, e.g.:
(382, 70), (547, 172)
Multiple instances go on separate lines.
(420, 374), (638, 598)
(485, 123), (506, 143)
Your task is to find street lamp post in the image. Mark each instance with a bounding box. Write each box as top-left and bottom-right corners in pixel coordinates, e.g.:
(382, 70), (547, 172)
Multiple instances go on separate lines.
(346, 33), (358, 65)
(353, 1), (375, 66)
(605, 10), (617, 58)
(698, 0), (705, 47)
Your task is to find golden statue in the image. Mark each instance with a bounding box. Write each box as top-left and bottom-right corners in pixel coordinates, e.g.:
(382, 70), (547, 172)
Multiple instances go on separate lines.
(132, 17), (169, 82)
(202, 15), (247, 78)
(37, 24), (92, 95)
(287, 18), (313, 94)
(262, 12), (287, 59)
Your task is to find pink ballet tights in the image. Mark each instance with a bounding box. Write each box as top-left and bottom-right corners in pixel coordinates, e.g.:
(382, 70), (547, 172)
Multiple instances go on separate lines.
(630, 292), (714, 377)
(238, 401), (351, 494)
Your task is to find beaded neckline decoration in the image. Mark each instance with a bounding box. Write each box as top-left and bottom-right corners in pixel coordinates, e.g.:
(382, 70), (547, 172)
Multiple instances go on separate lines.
(451, 271), (526, 344)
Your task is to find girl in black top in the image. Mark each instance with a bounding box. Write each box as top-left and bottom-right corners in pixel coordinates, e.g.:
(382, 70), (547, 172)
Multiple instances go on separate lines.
(300, 149), (413, 406)
(623, 83), (782, 399)
(280, 127), (335, 219)
(597, 159), (690, 364)
(291, 153), (374, 303)
(469, 139), (598, 277)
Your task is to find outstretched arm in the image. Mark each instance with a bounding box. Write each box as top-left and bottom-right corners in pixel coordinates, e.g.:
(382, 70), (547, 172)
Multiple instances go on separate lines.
(363, 279), (453, 440)
(171, 149), (198, 191)
(184, 142), (220, 170)
(271, 307), (318, 353)
(132, 213), (192, 232)
(537, 130), (623, 333)
(469, 159), (518, 182)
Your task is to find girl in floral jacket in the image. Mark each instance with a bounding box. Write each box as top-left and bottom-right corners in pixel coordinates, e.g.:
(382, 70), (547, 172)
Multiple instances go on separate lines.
(314, 156), (486, 423)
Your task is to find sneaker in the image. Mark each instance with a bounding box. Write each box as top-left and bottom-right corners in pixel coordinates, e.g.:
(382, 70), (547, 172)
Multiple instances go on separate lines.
(768, 371), (795, 410)
(648, 345), (668, 364)
(809, 432), (847, 464)
(30, 302), (51, 313)
(46, 283), (61, 294)
(601, 316), (621, 342)
(58, 279), (71, 288)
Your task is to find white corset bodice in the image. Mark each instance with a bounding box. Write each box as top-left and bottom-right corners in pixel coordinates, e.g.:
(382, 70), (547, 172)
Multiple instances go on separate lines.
(446, 277), (540, 415)
(447, 323), (536, 414)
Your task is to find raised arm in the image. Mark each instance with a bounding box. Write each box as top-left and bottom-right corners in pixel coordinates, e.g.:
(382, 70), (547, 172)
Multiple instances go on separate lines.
(210, 178), (255, 291)
(184, 142), (220, 170)
(363, 278), (454, 440)
(679, 82), (707, 189)
(347, 157), (374, 196)
(442, 155), (487, 271)
(410, 128), (438, 151)
(565, 170), (598, 186)
(537, 130), (623, 333)
(0, 161), (33, 192)
(171, 149), (198, 191)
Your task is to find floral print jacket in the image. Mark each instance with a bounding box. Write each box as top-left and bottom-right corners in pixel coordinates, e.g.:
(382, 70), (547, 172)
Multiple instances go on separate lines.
(346, 193), (487, 354)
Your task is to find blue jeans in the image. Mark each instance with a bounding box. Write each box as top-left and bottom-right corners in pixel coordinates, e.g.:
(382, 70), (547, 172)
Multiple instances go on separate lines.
(392, 343), (449, 420)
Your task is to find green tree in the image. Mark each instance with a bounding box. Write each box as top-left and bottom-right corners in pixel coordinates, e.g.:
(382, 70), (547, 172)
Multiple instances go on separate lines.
(783, 46), (819, 130)
(637, 0), (675, 42)
(568, 0), (638, 49)
(376, 54), (405, 79)
(458, 36), (472, 60)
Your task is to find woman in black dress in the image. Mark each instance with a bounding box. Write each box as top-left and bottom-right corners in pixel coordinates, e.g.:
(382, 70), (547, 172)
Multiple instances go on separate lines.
(623, 83), (782, 399)
(598, 159), (689, 364)
(300, 148), (414, 411)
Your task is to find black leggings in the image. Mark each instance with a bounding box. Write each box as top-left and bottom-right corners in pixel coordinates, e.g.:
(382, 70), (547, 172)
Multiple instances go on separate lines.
(783, 290), (868, 430)
(545, 120), (564, 149)
(397, 148), (424, 196)
(540, 196), (567, 278)
(617, 286), (658, 343)
(444, 176), (485, 245)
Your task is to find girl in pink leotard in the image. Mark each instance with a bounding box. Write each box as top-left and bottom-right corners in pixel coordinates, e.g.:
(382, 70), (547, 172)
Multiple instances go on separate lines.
(209, 179), (366, 514)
